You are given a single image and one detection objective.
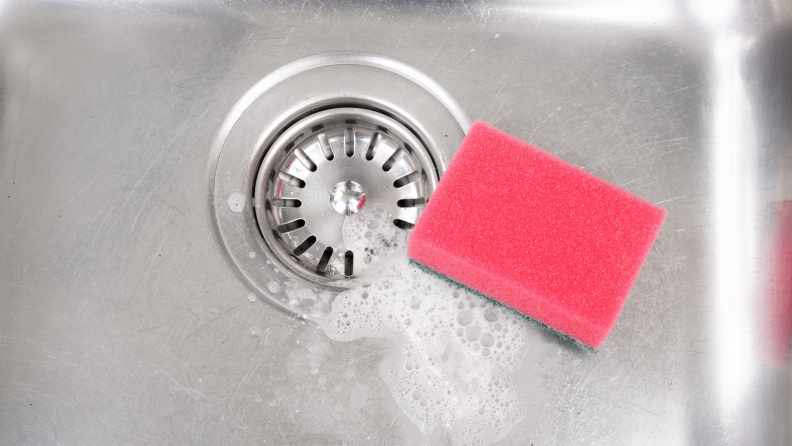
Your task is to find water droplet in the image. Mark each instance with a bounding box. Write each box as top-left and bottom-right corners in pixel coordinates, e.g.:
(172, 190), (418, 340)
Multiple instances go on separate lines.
(249, 251), (256, 258)
(247, 293), (257, 303)
(227, 193), (245, 212)
(267, 281), (281, 293)
(412, 390), (422, 400)
(250, 326), (261, 337)
(484, 308), (499, 322)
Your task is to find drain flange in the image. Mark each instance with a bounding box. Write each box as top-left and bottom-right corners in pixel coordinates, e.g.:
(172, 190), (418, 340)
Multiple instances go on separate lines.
(255, 108), (438, 282)
(210, 53), (467, 315)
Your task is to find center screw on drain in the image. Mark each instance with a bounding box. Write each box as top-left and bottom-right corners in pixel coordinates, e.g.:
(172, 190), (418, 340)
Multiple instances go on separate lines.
(330, 181), (366, 215)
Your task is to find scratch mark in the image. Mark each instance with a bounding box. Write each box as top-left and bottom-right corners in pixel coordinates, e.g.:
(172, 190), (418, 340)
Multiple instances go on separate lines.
(279, 27), (295, 55)
(56, 174), (100, 210)
(656, 195), (688, 205)
(145, 359), (206, 400)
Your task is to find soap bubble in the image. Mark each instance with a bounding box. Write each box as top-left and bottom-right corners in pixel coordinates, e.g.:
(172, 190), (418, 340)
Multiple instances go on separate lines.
(318, 261), (531, 446)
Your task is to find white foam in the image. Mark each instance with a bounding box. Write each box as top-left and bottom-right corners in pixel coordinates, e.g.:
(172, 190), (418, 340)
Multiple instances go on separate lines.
(317, 261), (530, 445)
(253, 204), (534, 444)
(341, 204), (405, 276)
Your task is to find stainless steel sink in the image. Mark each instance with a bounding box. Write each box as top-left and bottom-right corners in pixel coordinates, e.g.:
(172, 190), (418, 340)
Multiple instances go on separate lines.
(1, 0), (791, 444)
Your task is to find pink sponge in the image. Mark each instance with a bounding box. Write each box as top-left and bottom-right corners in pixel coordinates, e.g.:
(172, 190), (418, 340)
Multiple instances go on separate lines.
(408, 121), (666, 350)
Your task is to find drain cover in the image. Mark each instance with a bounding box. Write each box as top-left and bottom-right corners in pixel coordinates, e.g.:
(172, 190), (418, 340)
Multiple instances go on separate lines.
(255, 108), (438, 281)
(210, 53), (467, 315)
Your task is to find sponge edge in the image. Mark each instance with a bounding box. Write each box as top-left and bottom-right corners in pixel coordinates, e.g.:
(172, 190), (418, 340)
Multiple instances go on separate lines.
(408, 121), (667, 350)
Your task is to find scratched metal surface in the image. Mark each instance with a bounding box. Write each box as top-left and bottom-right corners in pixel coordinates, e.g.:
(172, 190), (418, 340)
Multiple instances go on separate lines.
(1, 0), (791, 444)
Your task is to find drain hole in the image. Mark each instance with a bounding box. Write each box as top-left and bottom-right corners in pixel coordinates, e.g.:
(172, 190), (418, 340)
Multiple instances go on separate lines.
(278, 171), (306, 188)
(397, 198), (426, 208)
(318, 133), (334, 161)
(365, 133), (382, 161)
(294, 148), (317, 172)
(277, 219), (305, 233)
(382, 148), (405, 171)
(272, 198), (301, 208)
(344, 250), (354, 276)
(393, 171), (421, 188)
(344, 127), (355, 157)
(293, 235), (316, 256)
(394, 219), (415, 230)
(317, 247), (333, 272)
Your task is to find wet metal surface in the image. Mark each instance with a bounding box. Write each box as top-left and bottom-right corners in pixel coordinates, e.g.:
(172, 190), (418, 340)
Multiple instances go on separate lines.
(1, 1), (791, 444)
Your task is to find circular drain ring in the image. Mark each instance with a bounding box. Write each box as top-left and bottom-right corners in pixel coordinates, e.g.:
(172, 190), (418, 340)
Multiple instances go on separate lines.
(210, 53), (468, 316)
(255, 108), (439, 283)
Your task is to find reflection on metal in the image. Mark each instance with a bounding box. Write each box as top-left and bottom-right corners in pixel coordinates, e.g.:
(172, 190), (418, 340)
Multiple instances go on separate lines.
(505, 0), (676, 26)
(711, 35), (758, 414)
(1, 1), (791, 444)
(330, 181), (366, 216)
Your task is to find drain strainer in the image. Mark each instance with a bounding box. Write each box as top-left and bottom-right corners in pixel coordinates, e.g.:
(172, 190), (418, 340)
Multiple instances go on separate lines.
(210, 53), (468, 315)
(255, 108), (438, 282)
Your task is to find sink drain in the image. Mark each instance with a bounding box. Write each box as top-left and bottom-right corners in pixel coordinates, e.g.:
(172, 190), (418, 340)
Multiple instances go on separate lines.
(210, 53), (467, 315)
(255, 108), (438, 281)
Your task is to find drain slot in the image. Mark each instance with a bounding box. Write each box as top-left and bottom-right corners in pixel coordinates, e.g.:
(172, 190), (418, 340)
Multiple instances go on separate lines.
(277, 219), (306, 233)
(294, 148), (317, 171)
(317, 247), (333, 273)
(393, 219), (415, 230)
(318, 133), (334, 160)
(344, 250), (354, 276)
(397, 198), (425, 208)
(393, 171), (422, 188)
(293, 235), (317, 256)
(382, 148), (405, 171)
(272, 198), (301, 208)
(344, 128), (355, 156)
(365, 133), (381, 160)
(278, 171), (306, 188)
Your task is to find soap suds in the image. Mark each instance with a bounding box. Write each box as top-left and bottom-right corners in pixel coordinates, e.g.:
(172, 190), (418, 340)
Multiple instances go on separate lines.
(257, 204), (534, 445)
(317, 261), (530, 445)
(227, 192), (245, 213)
(340, 204), (404, 276)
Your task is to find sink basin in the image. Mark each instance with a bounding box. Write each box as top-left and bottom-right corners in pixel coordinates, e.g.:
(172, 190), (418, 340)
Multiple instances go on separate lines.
(1, 0), (791, 444)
